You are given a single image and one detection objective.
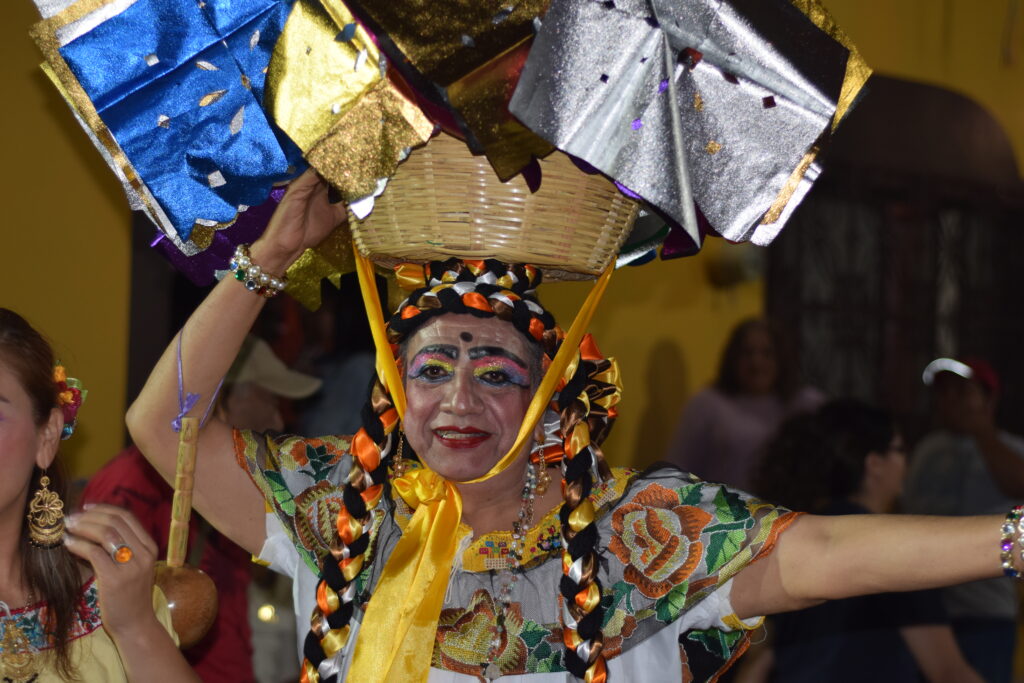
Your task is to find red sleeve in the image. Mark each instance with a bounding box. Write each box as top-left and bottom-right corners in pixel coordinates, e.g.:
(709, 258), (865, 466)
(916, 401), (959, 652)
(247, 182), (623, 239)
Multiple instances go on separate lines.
(80, 445), (172, 549)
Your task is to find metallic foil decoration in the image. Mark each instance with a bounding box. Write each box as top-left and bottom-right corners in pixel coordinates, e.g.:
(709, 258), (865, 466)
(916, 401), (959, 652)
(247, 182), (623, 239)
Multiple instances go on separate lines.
(338, 0), (554, 179)
(446, 38), (555, 180)
(304, 78), (435, 201)
(32, 0), (305, 245)
(284, 222), (357, 310)
(266, 0), (381, 153)
(154, 188), (286, 286)
(340, 0), (549, 86)
(267, 0), (434, 202)
(510, 0), (870, 246)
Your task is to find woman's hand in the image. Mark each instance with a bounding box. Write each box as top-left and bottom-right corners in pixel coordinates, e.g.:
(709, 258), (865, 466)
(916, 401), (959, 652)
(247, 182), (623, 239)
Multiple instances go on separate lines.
(252, 168), (349, 273)
(64, 504), (160, 638)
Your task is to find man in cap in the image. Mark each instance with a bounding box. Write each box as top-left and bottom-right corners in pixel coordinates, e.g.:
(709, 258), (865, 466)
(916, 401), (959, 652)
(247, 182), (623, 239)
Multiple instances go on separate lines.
(81, 336), (321, 683)
(903, 356), (1024, 683)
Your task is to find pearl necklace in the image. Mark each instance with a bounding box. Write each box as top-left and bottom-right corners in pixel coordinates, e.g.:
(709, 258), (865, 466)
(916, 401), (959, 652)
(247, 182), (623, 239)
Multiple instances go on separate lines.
(482, 460), (538, 680)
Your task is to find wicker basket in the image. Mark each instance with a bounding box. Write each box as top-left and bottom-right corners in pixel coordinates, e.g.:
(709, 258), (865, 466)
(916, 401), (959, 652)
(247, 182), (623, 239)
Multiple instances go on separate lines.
(350, 133), (638, 279)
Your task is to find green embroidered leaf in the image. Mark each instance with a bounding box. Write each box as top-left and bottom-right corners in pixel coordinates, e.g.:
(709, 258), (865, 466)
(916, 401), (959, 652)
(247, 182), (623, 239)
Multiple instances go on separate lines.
(701, 520), (750, 535)
(654, 580), (689, 622)
(704, 528), (746, 574)
(686, 627), (743, 659)
(304, 444), (336, 480)
(520, 620), (548, 649)
(712, 487), (749, 524)
(678, 482), (705, 506)
(533, 648), (563, 672)
(264, 470), (297, 516)
(602, 580), (635, 624)
(532, 640), (552, 660)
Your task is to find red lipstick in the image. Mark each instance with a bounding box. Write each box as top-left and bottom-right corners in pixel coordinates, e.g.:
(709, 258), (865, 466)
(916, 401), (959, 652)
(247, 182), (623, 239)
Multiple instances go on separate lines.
(432, 425), (492, 449)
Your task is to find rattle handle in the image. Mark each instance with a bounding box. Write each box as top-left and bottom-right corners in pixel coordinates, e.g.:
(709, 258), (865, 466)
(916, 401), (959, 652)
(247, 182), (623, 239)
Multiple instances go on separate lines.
(167, 417), (198, 568)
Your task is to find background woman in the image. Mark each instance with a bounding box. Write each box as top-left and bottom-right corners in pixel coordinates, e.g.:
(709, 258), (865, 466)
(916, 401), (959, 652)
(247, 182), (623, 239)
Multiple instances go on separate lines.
(0, 308), (198, 682)
(667, 317), (823, 490)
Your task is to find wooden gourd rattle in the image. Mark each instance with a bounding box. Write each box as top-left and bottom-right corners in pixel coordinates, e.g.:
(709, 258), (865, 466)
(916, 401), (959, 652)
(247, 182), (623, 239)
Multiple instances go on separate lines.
(154, 416), (218, 648)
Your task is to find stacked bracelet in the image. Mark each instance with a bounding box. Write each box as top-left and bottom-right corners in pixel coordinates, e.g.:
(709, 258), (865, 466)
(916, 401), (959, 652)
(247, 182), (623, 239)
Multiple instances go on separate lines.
(228, 244), (287, 298)
(1000, 505), (1023, 578)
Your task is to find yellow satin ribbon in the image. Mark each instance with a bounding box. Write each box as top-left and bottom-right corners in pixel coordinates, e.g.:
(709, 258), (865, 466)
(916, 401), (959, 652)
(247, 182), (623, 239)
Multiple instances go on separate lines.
(354, 247), (406, 417)
(345, 468), (462, 683)
(393, 262), (428, 293)
(350, 250), (616, 681)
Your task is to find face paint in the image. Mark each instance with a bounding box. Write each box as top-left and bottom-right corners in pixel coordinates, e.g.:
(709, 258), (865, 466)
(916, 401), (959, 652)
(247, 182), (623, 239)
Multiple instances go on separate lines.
(408, 345), (457, 383)
(470, 351), (530, 388)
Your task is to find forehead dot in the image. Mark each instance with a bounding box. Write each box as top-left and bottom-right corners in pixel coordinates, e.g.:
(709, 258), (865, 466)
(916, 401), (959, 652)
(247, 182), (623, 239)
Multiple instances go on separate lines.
(459, 332), (473, 342)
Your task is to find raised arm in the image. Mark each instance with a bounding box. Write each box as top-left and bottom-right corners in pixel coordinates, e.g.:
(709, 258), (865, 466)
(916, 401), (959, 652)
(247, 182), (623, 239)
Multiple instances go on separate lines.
(126, 170), (346, 556)
(730, 513), (1004, 619)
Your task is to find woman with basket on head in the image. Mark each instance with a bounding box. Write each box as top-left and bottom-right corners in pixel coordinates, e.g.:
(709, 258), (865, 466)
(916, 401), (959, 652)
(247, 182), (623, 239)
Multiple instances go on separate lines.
(126, 168), (1024, 683)
(0, 309), (199, 682)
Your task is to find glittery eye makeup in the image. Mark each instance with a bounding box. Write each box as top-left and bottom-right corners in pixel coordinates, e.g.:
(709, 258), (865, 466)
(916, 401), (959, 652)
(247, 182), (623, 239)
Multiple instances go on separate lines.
(409, 346), (457, 383)
(471, 356), (530, 388)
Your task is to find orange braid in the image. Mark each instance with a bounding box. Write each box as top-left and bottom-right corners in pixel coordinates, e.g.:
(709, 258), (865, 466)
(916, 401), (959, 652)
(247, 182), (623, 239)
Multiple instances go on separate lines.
(300, 380), (396, 683)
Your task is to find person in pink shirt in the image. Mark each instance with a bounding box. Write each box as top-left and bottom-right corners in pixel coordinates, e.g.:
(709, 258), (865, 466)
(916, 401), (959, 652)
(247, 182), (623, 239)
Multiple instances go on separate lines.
(667, 317), (823, 489)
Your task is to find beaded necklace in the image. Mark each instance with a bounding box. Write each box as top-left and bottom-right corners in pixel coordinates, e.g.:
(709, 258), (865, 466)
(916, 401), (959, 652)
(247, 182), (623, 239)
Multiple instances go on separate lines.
(482, 460), (538, 680)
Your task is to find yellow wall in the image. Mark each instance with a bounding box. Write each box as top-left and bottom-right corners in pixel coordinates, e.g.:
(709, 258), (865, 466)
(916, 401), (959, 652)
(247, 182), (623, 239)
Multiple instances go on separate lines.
(824, 0), (1024, 175)
(542, 241), (764, 470)
(3, 3), (131, 479)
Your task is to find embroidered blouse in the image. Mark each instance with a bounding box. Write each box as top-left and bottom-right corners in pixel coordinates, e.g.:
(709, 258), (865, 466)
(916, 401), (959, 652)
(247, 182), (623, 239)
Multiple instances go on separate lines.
(235, 430), (799, 682)
(0, 578), (175, 683)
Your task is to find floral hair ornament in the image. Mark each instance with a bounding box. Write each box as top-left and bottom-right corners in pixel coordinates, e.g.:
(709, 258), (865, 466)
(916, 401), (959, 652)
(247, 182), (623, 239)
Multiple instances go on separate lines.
(53, 364), (86, 440)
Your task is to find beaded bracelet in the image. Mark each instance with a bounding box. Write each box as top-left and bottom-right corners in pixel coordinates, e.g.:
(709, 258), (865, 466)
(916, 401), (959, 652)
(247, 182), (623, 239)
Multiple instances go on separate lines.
(228, 244), (287, 298)
(1000, 505), (1023, 578)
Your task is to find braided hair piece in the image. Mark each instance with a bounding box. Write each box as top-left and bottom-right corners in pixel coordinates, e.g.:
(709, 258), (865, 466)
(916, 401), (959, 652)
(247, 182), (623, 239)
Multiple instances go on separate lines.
(301, 258), (619, 682)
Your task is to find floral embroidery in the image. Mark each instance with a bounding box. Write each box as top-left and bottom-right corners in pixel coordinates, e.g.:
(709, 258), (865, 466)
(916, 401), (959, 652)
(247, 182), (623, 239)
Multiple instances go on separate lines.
(600, 610), (640, 659)
(460, 470), (635, 572)
(1, 579), (102, 653)
(609, 484), (712, 599)
(293, 480), (344, 554)
(433, 590), (529, 676)
(236, 426), (804, 681)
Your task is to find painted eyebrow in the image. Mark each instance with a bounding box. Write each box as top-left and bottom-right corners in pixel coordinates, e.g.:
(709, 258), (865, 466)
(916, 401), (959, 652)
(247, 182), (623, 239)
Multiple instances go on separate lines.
(468, 346), (528, 367)
(411, 344), (458, 360)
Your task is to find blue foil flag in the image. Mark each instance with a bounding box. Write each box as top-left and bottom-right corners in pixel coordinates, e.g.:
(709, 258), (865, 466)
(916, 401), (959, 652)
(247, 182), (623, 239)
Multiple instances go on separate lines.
(48, 0), (304, 243)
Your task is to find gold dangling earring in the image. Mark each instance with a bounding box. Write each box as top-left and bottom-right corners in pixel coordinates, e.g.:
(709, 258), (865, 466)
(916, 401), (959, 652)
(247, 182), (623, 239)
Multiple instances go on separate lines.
(27, 472), (65, 548)
(391, 432), (408, 480)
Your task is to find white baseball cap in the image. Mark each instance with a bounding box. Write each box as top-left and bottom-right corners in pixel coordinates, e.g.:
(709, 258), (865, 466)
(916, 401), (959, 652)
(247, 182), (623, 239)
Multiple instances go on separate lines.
(226, 336), (322, 399)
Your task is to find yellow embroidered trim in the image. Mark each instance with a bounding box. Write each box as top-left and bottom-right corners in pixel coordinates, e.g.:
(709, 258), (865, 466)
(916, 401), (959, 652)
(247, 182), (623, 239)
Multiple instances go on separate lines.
(391, 466), (639, 572)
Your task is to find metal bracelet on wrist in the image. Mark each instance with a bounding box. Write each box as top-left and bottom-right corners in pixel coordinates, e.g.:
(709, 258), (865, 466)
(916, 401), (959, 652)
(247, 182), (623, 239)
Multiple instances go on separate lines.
(1000, 505), (1023, 578)
(228, 244), (288, 298)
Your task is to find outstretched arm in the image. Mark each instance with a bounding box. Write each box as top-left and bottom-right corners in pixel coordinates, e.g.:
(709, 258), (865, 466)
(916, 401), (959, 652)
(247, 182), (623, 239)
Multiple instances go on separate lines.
(730, 513), (1003, 619)
(126, 170), (346, 556)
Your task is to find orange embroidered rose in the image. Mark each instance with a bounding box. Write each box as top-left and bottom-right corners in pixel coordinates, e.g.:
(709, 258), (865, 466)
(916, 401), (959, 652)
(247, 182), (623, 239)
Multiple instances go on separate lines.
(433, 590), (528, 676)
(608, 484), (712, 598)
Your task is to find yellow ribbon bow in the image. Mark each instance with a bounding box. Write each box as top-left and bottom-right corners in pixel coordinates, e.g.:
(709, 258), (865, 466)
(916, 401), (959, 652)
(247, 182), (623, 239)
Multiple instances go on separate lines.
(345, 468), (463, 683)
